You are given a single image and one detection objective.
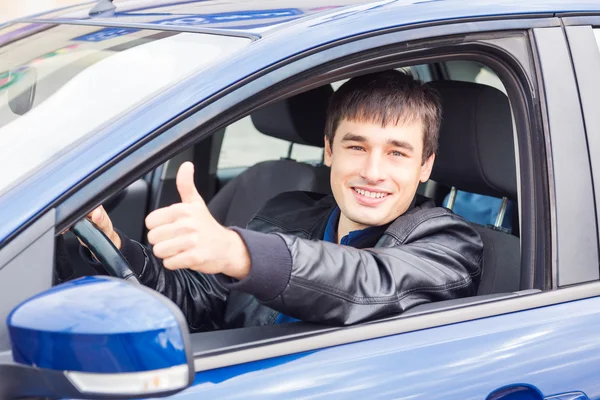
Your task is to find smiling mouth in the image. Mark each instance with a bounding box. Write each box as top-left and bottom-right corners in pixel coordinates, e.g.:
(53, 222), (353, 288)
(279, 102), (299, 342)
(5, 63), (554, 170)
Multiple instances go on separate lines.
(352, 187), (390, 199)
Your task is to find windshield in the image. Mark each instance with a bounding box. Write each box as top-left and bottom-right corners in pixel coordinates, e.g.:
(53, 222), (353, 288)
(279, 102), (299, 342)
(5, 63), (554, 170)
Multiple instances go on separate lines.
(0, 23), (250, 194)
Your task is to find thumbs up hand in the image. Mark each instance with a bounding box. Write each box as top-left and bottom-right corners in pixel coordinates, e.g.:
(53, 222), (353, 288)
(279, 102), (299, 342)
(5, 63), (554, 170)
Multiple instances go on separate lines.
(145, 162), (250, 279)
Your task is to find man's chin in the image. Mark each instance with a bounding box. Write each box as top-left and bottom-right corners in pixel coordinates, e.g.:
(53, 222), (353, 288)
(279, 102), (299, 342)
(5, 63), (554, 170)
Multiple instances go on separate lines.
(344, 209), (389, 229)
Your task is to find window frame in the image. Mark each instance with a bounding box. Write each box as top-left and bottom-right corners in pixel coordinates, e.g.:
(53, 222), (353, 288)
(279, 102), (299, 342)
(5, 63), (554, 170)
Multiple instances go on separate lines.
(4, 15), (594, 371)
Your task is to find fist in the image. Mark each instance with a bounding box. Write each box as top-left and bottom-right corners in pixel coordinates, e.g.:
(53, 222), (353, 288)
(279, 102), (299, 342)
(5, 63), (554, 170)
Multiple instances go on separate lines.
(82, 205), (121, 250)
(145, 162), (250, 279)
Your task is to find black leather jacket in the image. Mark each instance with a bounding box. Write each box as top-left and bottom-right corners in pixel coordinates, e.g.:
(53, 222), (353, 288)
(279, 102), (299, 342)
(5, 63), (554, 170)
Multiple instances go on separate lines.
(112, 191), (483, 332)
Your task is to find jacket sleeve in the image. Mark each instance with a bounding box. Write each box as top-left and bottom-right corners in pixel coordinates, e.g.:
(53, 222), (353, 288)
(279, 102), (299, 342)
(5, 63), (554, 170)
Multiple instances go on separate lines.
(229, 212), (483, 325)
(80, 230), (230, 332)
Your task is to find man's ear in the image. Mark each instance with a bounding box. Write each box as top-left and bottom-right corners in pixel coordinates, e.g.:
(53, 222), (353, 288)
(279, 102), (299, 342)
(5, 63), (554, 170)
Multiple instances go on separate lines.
(324, 136), (332, 167)
(419, 153), (435, 183)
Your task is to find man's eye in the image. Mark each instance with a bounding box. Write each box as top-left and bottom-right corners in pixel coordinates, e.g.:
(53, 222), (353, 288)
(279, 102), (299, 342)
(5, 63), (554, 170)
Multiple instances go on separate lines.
(390, 150), (405, 157)
(349, 146), (365, 151)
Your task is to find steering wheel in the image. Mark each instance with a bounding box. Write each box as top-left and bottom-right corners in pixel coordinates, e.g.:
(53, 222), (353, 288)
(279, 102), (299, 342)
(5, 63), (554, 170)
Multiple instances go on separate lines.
(71, 219), (140, 284)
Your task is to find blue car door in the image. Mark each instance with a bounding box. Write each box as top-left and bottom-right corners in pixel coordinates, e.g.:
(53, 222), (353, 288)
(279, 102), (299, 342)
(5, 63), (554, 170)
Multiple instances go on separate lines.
(178, 296), (600, 399)
(163, 22), (600, 400)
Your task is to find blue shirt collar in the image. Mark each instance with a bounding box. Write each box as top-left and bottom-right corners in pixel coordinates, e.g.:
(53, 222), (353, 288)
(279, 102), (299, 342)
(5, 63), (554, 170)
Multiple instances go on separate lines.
(323, 208), (340, 243)
(323, 207), (389, 246)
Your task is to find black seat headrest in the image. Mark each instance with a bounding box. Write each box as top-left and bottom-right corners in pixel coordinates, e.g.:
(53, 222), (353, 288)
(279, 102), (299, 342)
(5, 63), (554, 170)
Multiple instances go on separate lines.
(251, 85), (334, 148)
(428, 81), (517, 200)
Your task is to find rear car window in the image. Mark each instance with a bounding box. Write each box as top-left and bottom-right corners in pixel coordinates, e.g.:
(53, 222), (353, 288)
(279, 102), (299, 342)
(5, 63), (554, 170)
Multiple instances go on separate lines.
(218, 117), (323, 169)
(0, 23), (250, 194)
(443, 60), (506, 93)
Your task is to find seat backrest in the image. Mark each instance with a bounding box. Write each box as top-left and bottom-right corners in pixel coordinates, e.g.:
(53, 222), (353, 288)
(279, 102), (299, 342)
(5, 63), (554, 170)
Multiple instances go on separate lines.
(208, 85), (333, 227)
(428, 80), (520, 295)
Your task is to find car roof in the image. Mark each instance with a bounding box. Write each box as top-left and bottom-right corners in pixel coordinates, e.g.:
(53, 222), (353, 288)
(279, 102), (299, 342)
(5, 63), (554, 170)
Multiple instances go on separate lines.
(17, 0), (600, 38)
(1, 0), (600, 244)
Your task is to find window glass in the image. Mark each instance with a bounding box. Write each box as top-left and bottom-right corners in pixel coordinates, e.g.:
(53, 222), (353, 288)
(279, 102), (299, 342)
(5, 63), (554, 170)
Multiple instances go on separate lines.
(443, 60), (506, 94)
(0, 23), (250, 194)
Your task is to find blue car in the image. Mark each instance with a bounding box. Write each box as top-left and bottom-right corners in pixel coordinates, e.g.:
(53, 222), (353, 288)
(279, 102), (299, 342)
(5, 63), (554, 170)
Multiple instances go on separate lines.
(2, 0), (600, 398)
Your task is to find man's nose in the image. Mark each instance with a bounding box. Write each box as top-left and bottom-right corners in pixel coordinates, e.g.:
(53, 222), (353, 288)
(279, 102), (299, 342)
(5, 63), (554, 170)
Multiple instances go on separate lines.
(360, 152), (384, 183)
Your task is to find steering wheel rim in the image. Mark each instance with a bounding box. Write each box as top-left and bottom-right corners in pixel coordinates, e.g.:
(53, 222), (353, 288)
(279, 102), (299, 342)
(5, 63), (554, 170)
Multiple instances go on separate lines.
(72, 218), (139, 283)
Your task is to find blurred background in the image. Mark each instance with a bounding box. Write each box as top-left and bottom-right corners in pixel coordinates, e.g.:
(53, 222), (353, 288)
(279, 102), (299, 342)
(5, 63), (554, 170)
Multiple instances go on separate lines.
(1, 0), (84, 24)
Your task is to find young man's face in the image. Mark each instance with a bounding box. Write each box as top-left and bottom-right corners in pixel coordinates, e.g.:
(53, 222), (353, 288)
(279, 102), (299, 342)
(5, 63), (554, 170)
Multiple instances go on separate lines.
(324, 118), (435, 232)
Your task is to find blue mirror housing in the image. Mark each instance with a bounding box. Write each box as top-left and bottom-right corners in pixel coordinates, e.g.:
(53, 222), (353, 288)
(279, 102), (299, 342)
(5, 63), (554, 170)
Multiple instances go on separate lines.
(6, 276), (194, 398)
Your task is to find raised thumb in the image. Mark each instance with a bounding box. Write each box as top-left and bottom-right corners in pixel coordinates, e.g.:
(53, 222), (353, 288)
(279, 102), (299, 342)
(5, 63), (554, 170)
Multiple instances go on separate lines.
(176, 162), (203, 204)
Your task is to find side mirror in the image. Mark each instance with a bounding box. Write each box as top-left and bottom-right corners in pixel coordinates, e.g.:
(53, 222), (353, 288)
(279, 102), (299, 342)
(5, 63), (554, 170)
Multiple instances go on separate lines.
(2, 276), (194, 399)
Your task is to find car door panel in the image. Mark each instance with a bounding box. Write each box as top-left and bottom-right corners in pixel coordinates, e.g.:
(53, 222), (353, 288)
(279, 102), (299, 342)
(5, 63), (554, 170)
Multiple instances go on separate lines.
(172, 296), (600, 399)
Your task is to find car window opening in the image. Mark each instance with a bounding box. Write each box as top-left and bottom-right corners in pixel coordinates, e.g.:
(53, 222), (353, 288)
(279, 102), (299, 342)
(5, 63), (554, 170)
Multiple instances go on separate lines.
(55, 58), (524, 333)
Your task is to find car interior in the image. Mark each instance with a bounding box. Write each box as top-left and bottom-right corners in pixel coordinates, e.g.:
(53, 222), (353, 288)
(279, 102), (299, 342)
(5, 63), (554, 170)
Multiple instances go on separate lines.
(57, 59), (527, 323)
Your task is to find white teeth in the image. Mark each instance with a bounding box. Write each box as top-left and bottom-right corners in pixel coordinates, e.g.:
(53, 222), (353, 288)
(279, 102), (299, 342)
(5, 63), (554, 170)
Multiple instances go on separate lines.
(353, 188), (387, 199)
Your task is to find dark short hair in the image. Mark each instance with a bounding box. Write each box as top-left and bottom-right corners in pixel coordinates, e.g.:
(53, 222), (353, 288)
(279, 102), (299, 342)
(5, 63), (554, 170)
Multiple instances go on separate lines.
(325, 70), (442, 164)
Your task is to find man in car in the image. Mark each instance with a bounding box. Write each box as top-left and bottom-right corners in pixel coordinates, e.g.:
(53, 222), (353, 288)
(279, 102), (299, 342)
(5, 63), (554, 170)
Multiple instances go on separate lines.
(74, 70), (483, 331)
